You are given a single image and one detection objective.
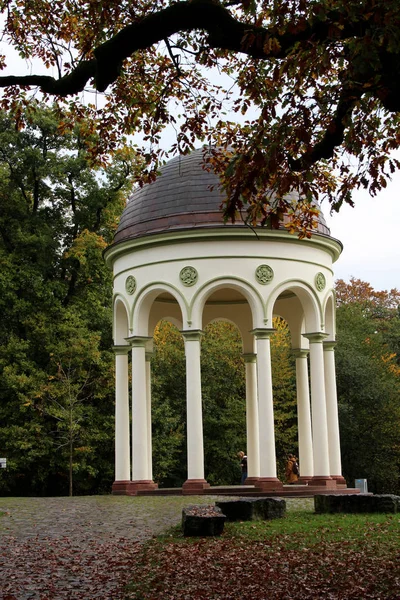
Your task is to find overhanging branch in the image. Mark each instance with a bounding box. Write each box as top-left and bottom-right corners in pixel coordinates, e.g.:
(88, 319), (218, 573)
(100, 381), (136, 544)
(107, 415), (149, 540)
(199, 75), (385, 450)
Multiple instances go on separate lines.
(0, 60), (97, 96)
(288, 84), (364, 171)
(0, 0), (367, 96)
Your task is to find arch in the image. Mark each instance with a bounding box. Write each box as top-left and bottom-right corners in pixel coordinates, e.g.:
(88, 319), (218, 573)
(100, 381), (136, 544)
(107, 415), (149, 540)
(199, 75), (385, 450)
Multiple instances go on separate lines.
(149, 314), (183, 336)
(131, 282), (188, 336)
(190, 276), (266, 331)
(266, 280), (323, 334)
(113, 294), (131, 344)
(204, 316), (247, 352)
(323, 290), (336, 341)
(205, 315), (243, 329)
(273, 294), (305, 349)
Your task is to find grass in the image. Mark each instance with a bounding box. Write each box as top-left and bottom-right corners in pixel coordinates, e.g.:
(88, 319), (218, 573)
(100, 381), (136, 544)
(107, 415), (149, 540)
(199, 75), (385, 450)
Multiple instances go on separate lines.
(228, 511), (400, 546)
(124, 498), (400, 599)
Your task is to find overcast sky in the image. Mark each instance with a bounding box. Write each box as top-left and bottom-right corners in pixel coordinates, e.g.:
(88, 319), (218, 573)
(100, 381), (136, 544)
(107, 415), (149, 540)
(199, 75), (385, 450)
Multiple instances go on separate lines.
(1, 32), (398, 293)
(323, 173), (400, 291)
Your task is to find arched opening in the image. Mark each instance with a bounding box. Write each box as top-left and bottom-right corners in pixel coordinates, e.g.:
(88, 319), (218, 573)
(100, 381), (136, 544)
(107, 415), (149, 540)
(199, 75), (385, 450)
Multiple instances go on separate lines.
(150, 317), (247, 488)
(133, 285), (186, 336)
(114, 296), (130, 344)
(200, 286), (256, 483)
(112, 297), (131, 488)
(150, 319), (186, 488)
(269, 316), (298, 482)
(148, 285), (254, 488)
(201, 319), (246, 486)
(272, 288), (312, 483)
(268, 282), (322, 338)
(324, 292), (336, 340)
(148, 292), (184, 335)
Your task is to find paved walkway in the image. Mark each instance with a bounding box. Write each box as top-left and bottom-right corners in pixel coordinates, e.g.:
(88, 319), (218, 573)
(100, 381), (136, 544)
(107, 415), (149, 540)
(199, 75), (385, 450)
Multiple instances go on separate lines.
(0, 495), (213, 543)
(0, 495), (220, 599)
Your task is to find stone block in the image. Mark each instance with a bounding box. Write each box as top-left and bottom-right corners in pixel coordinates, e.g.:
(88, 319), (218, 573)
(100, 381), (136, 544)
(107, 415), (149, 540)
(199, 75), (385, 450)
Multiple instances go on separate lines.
(315, 494), (400, 514)
(182, 504), (226, 537)
(215, 497), (286, 521)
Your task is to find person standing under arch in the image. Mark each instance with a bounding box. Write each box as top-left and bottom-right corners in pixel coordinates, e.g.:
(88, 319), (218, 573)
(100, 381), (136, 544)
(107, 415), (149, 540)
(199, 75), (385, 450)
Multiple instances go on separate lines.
(286, 454), (299, 484)
(238, 451), (248, 484)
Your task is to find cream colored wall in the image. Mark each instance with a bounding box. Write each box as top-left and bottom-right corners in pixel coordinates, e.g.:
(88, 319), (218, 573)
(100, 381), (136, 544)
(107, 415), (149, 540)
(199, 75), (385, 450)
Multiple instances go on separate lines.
(110, 230), (341, 341)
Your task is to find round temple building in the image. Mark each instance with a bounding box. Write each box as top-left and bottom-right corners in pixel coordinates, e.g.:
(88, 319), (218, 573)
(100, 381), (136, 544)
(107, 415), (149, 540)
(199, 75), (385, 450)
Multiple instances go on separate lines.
(104, 147), (348, 495)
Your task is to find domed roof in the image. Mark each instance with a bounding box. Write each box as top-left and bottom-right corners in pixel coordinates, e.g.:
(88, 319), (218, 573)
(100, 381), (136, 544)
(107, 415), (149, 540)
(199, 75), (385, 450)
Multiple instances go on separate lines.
(114, 148), (331, 244)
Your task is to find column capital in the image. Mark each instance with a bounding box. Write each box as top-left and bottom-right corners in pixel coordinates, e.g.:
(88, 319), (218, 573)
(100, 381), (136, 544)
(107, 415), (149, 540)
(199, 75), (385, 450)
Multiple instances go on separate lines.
(181, 329), (204, 342)
(126, 335), (152, 348)
(323, 340), (337, 351)
(303, 332), (329, 343)
(243, 353), (257, 363)
(145, 351), (154, 362)
(113, 345), (130, 355)
(292, 348), (310, 359)
(251, 328), (276, 339)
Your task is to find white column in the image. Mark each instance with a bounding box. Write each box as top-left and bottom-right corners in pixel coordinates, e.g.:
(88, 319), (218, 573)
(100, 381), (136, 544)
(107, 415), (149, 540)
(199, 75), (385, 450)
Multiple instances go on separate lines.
(292, 349), (314, 479)
(114, 346), (130, 482)
(254, 329), (281, 488)
(303, 333), (331, 479)
(324, 341), (343, 478)
(145, 352), (153, 481)
(131, 337), (150, 481)
(243, 354), (260, 479)
(182, 330), (207, 487)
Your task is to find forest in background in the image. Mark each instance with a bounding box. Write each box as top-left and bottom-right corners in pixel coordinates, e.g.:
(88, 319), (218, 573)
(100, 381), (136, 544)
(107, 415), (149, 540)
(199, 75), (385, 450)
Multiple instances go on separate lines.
(0, 106), (399, 497)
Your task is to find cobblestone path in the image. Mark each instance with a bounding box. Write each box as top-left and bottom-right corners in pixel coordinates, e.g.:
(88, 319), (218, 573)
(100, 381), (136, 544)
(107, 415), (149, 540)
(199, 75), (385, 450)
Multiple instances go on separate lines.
(0, 495), (220, 600)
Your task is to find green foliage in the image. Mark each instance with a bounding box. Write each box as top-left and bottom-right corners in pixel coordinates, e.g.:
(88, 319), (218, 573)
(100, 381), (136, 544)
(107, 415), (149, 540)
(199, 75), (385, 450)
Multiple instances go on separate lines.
(270, 317), (297, 477)
(0, 103), (136, 496)
(151, 322), (187, 487)
(201, 322), (246, 486)
(336, 283), (400, 494)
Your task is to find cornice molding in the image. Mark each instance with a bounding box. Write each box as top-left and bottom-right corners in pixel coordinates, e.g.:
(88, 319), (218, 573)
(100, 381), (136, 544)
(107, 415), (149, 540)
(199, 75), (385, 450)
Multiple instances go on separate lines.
(104, 227), (343, 268)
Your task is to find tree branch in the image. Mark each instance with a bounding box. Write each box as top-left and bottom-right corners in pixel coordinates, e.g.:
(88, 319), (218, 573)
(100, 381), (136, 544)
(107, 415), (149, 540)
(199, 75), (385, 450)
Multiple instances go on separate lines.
(164, 37), (182, 77)
(0, 0), (367, 96)
(0, 60), (96, 96)
(289, 84), (364, 171)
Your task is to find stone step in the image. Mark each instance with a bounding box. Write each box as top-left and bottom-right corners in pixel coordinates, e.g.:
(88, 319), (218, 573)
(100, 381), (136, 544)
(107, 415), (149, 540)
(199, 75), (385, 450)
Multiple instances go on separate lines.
(136, 485), (361, 497)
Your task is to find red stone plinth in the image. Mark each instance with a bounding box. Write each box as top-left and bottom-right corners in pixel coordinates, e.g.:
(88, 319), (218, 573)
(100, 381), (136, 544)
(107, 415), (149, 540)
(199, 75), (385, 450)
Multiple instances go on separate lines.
(182, 479), (210, 494)
(310, 476), (337, 488)
(297, 476), (313, 485)
(125, 480), (158, 496)
(112, 480), (132, 495)
(332, 475), (347, 487)
(255, 477), (284, 492)
(244, 477), (260, 486)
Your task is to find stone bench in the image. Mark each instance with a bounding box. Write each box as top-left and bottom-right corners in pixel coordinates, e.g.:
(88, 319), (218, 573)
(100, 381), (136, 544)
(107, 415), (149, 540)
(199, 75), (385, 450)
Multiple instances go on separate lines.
(315, 494), (400, 514)
(215, 497), (286, 521)
(182, 504), (226, 537)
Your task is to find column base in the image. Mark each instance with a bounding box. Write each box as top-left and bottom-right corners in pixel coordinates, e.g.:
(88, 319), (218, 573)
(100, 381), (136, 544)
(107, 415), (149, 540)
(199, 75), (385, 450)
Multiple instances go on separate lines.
(126, 480), (158, 496)
(255, 477), (284, 492)
(182, 479), (210, 494)
(112, 480), (132, 495)
(331, 475), (347, 487)
(310, 476), (337, 488)
(244, 476), (260, 486)
(297, 476), (313, 485)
